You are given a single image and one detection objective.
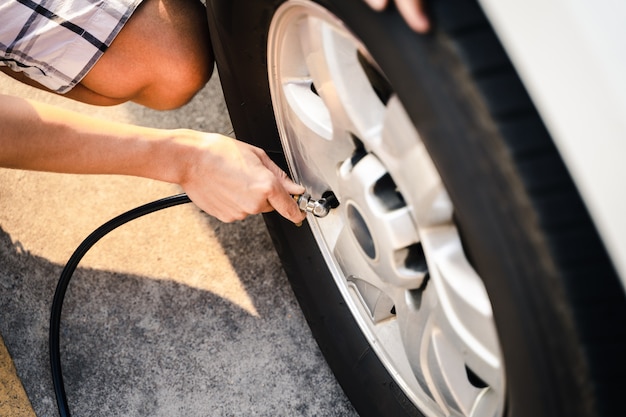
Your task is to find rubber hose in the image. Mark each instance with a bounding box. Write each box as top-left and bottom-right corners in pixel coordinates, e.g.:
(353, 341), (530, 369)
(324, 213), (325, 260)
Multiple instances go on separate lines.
(50, 193), (192, 417)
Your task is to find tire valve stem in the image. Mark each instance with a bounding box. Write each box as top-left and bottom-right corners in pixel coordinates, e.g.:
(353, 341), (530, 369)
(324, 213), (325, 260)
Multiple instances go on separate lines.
(294, 191), (339, 218)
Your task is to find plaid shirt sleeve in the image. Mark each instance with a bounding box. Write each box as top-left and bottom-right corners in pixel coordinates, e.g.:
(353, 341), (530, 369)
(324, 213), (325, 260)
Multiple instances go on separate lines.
(0, 0), (141, 93)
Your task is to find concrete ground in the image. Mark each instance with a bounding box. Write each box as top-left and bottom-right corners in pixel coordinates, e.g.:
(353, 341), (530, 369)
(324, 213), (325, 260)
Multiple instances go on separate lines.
(0, 73), (358, 416)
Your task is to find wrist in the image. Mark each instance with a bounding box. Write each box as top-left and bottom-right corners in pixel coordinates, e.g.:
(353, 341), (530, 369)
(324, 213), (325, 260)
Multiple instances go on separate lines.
(153, 129), (215, 187)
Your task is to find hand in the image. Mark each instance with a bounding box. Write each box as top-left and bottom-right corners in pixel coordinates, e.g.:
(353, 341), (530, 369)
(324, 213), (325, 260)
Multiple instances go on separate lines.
(177, 132), (307, 224)
(363, 0), (430, 33)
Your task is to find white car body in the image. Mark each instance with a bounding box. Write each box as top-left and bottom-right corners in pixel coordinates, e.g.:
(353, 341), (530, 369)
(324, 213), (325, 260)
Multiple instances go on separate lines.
(479, 0), (626, 289)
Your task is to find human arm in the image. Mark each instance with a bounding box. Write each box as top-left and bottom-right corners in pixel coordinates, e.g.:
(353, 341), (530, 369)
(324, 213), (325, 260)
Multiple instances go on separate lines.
(363, 0), (430, 33)
(0, 94), (306, 223)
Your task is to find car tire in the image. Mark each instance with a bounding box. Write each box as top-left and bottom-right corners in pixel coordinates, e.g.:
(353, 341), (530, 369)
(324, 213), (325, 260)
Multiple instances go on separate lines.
(207, 1), (626, 416)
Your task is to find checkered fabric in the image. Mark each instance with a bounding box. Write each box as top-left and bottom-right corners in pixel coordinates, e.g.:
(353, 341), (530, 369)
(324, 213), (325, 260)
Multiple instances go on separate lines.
(0, 0), (142, 93)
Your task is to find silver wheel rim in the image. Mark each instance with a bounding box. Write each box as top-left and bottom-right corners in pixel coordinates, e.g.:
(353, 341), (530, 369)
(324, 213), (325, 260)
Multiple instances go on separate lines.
(268, 2), (506, 415)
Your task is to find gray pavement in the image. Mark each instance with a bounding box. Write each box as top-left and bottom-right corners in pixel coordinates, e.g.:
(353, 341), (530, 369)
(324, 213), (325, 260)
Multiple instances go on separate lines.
(0, 73), (358, 416)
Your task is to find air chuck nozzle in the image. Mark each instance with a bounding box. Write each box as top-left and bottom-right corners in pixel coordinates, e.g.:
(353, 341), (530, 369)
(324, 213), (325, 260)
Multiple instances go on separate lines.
(294, 191), (339, 218)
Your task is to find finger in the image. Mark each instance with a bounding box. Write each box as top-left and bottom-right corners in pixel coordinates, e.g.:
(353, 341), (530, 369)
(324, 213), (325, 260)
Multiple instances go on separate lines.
(363, 0), (390, 11)
(395, 0), (430, 32)
(256, 149), (306, 195)
(281, 176), (305, 196)
(268, 187), (307, 224)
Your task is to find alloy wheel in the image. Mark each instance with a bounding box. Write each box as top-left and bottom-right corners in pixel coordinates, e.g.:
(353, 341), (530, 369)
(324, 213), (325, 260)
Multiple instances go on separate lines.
(268, 2), (506, 415)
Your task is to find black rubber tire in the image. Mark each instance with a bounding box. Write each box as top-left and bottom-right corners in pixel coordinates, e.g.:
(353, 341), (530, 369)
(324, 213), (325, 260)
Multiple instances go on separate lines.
(207, 1), (626, 416)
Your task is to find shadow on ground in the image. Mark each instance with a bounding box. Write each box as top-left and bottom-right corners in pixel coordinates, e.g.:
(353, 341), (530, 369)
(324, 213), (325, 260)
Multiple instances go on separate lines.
(0, 218), (356, 417)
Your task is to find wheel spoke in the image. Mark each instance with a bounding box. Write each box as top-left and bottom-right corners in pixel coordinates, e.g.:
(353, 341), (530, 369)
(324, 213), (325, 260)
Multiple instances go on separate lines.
(394, 276), (503, 417)
(290, 122), (354, 196)
(276, 13), (389, 195)
(372, 96), (418, 158)
(377, 97), (454, 229)
(421, 225), (503, 390)
(332, 225), (377, 286)
(299, 15), (385, 141)
(427, 327), (490, 416)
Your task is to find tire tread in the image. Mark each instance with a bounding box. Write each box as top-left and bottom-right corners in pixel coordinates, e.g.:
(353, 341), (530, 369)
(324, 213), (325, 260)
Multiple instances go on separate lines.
(434, 1), (626, 415)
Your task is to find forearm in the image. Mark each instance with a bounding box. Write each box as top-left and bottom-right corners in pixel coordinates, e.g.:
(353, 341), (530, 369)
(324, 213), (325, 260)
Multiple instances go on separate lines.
(0, 93), (187, 183)
(0, 93), (306, 223)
